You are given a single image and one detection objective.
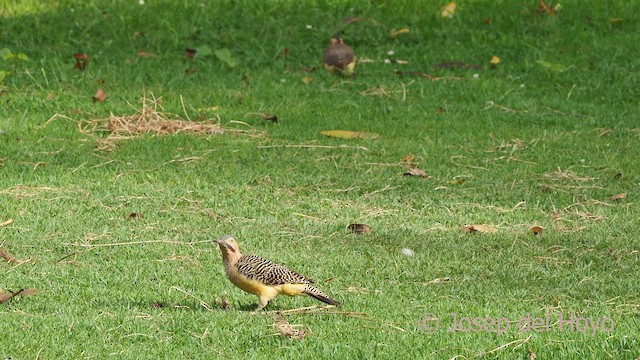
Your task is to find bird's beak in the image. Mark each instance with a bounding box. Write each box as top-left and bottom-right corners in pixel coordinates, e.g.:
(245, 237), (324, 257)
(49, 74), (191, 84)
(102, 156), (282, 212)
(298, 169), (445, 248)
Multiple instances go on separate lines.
(216, 236), (236, 252)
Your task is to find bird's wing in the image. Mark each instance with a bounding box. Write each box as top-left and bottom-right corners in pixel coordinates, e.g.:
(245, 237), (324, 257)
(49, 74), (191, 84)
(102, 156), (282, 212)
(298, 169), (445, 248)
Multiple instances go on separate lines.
(236, 254), (313, 285)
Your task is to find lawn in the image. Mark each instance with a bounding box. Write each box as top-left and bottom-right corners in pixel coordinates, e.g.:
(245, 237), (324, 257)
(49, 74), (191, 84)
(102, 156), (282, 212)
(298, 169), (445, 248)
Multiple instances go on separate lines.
(1, 0), (639, 358)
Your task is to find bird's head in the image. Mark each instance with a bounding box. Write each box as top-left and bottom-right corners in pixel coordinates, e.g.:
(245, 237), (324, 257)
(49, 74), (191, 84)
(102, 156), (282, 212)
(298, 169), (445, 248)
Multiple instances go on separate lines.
(216, 235), (242, 262)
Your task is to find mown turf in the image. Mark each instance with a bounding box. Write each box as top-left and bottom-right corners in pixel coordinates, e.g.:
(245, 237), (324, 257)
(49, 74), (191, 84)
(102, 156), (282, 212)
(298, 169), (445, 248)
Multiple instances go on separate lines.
(1, 1), (639, 359)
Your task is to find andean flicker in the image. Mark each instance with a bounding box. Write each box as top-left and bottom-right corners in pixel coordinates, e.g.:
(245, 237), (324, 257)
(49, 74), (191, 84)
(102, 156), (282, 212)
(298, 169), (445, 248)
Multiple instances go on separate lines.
(216, 235), (340, 311)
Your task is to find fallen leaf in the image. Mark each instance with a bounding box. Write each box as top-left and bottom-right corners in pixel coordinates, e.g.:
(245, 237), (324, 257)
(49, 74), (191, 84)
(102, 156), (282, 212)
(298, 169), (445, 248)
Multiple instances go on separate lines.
(348, 223), (372, 235)
(0, 218), (13, 227)
(530, 225), (543, 235)
(489, 55), (501, 67)
(92, 88), (107, 103)
(214, 48), (237, 67)
(196, 45), (213, 58)
(608, 18), (624, 25)
(598, 128), (611, 137)
(137, 50), (157, 58)
(301, 76), (313, 84)
(483, 18), (493, 24)
(529, 349), (537, 360)
(463, 224), (497, 234)
(73, 53), (89, 70)
(401, 154), (416, 163)
(0, 288), (39, 304)
(151, 301), (165, 309)
(536, 60), (569, 72)
(128, 212), (143, 219)
(390, 28), (410, 38)
(343, 17), (364, 24)
(184, 48), (197, 59)
(395, 59), (409, 65)
(262, 113), (278, 123)
(403, 168), (429, 177)
(448, 178), (465, 185)
(272, 314), (308, 339)
(536, 0), (559, 15)
(401, 248), (414, 257)
(609, 192), (627, 201)
(440, 2), (456, 18)
(320, 130), (380, 140)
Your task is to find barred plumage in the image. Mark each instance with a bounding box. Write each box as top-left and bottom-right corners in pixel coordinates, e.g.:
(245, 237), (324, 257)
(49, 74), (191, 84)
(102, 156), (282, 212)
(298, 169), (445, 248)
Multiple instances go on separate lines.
(216, 235), (340, 311)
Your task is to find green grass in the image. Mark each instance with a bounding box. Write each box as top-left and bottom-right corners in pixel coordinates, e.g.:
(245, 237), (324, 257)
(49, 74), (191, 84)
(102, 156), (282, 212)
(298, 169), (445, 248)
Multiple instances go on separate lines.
(1, 0), (639, 358)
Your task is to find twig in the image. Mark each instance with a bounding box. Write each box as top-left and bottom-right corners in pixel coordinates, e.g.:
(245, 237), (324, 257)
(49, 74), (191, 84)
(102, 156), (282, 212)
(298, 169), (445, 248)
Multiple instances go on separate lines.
(258, 144), (369, 151)
(63, 239), (212, 248)
(168, 286), (213, 311)
(473, 335), (532, 357)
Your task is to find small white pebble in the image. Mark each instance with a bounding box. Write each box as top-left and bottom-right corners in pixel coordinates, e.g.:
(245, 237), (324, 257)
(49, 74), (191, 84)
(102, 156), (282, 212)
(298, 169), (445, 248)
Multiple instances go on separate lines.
(520, 84), (526, 88)
(280, 78), (286, 83)
(384, 59), (392, 64)
(387, 50), (395, 56)
(306, 25), (312, 29)
(139, 0), (145, 4)
(473, 73), (479, 78)
(401, 248), (415, 257)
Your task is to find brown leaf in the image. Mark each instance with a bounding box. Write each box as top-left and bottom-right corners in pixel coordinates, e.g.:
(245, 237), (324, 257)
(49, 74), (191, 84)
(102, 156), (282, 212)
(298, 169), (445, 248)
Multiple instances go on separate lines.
(530, 225), (543, 235)
(184, 48), (197, 59)
(536, 0), (558, 15)
(529, 349), (537, 360)
(0, 218), (13, 227)
(0, 288), (38, 304)
(609, 192), (627, 201)
(19, 288), (39, 296)
(403, 168), (429, 177)
(348, 223), (372, 235)
(301, 76), (313, 84)
(401, 154), (416, 163)
(598, 128), (611, 137)
(151, 301), (165, 309)
(272, 314), (308, 339)
(137, 50), (157, 58)
(463, 224), (497, 234)
(73, 53), (89, 70)
(92, 88), (107, 103)
(262, 113), (278, 123)
(128, 212), (143, 219)
(0, 248), (17, 263)
(342, 17), (364, 24)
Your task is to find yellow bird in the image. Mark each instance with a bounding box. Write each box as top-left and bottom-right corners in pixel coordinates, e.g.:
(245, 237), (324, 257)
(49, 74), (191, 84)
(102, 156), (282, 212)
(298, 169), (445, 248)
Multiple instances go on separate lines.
(323, 37), (356, 77)
(216, 235), (340, 311)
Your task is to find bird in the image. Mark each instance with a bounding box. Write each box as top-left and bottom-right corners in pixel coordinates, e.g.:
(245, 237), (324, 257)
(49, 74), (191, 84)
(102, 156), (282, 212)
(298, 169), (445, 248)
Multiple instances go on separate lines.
(322, 36), (356, 77)
(216, 235), (340, 311)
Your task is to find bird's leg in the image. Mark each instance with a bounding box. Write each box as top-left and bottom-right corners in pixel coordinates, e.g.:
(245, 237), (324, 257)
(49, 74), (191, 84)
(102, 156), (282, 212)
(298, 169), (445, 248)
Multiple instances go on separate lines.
(255, 296), (270, 311)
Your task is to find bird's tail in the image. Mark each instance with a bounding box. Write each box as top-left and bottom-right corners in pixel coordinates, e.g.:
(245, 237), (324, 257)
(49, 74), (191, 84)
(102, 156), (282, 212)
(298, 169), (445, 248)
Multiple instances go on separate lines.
(303, 285), (340, 307)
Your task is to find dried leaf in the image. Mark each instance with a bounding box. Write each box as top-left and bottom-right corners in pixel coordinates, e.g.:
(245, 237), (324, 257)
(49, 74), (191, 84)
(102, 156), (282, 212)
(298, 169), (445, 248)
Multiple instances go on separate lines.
(19, 288), (39, 296)
(598, 128), (611, 137)
(0, 248), (16, 262)
(440, 2), (456, 18)
(0, 218), (13, 227)
(530, 225), (543, 235)
(403, 168), (429, 177)
(609, 192), (627, 201)
(92, 88), (107, 103)
(73, 53), (89, 70)
(348, 223), (372, 235)
(128, 212), (143, 219)
(301, 76), (313, 84)
(401, 154), (416, 163)
(272, 314), (308, 339)
(529, 349), (537, 360)
(320, 130), (379, 140)
(137, 50), (157, 58)
(262, 113), (278, 123)
(343, 17), (364, 24)
(536, 0), (559, 15)
(151, 301), (165, 309)
(463, 224), (497, 234)
(390, 28), (410, 38)
(184, 48), (197, 59)
(401, 248), (414, 257)
(489, 55), (501, 66)
(608, 18), (624, 25)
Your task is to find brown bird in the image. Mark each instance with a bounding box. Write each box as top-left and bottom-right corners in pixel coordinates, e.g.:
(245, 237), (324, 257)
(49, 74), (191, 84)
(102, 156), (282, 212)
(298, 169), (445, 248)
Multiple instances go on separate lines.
(323, 37), (356, 77)
(216, 235), (340, 311)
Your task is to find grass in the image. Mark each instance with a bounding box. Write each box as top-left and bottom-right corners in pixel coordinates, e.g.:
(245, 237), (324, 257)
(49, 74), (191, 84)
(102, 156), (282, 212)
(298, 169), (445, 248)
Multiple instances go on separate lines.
(1, 0), (639, 358)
